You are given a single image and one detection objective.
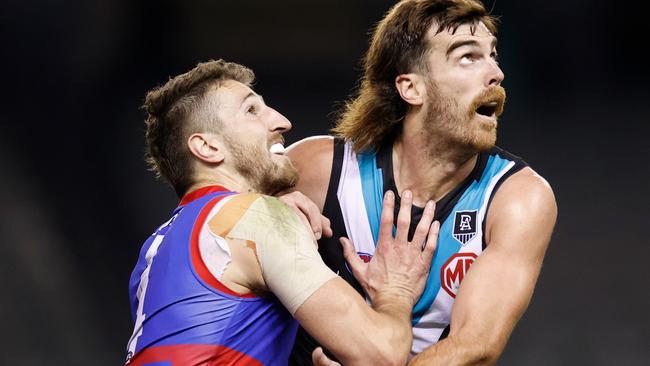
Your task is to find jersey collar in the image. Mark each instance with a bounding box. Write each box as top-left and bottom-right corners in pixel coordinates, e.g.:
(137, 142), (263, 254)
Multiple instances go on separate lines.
(179, 185), (231, 206)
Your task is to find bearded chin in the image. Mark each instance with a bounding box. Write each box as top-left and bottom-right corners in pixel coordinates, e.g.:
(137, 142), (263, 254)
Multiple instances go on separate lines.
(471, 127), (497, 152)
(450, 115), (497, 153)
(255, 161), (299, 195)
(424, 89), (498, 155)
(226, 136), (299, 195)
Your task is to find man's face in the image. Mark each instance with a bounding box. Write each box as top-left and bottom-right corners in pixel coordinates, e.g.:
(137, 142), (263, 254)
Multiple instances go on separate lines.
(421, 21), (506, 152)
(211, 80), (298, 195)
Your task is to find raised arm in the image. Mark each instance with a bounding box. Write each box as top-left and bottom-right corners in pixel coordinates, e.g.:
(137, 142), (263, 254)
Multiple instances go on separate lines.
(408, 168), (557, 366)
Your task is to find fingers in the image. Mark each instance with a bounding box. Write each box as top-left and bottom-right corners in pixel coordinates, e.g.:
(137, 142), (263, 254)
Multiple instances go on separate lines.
(340, 237), (366, 280)
(279, 191), (325, 240)
(394, 190), (413, 244)
(321, 215), (333, 238)
(311, 347), (325, 365)
(377, 190), (395, 243)
(410, 200), (436, 247)
(421, 220), (440, 265)
(312, 347), (341, 366)
(295, 211), (315, 242)
(300, 199), (323, 240)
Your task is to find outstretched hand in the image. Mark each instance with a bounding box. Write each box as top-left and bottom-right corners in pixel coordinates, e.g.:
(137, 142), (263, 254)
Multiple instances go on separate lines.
(341, 190), (439, 305)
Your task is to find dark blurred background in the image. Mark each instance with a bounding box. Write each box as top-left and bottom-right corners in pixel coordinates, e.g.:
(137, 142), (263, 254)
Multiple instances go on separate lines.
(1, 0), (648, 365)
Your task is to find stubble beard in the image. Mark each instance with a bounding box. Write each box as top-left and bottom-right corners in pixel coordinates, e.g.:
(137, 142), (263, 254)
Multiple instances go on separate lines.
(223, 135), (298, 195)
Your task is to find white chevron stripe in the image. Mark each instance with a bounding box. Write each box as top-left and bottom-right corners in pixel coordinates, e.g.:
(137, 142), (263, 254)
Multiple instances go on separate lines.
(337, 142), (376, 258)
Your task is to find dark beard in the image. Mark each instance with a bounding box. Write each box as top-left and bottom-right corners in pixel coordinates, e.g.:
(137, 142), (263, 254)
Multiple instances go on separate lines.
(224, 135), (298, 195)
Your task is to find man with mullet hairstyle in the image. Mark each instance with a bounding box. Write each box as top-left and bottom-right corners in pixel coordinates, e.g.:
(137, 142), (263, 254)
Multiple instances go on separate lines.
(288, 0), (557, 365)
(124, 59), (441, 366)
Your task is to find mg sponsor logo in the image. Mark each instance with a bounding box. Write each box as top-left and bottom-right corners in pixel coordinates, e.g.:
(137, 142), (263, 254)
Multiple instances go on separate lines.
(440, 252), (477, 298)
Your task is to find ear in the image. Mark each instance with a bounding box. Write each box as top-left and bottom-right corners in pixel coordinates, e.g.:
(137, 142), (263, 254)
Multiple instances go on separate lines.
(187, 133), (225, 164)
(395, 73), (425, 106)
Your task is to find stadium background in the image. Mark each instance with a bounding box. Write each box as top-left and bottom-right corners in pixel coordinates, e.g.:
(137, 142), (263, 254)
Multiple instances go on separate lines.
(1, 0), (648, 364)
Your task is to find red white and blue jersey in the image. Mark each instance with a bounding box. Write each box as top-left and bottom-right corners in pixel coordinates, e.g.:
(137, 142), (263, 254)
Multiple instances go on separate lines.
(126, 186), (298, 366)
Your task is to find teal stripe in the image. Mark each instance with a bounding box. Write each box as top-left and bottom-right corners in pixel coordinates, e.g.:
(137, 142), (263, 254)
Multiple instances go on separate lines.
(411, 154), (512, 324)
(356, 150), (515, 326)
(411, 219), (461, 324)
(357, 151), (383, 244)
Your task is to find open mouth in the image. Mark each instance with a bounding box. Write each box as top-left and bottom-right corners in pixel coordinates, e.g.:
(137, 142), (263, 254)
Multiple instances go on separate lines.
(476, 101), (499, 117)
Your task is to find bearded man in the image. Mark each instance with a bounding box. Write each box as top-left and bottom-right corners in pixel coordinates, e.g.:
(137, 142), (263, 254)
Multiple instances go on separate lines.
(124, 59), (441, 366)
(288, 1), (557, 365)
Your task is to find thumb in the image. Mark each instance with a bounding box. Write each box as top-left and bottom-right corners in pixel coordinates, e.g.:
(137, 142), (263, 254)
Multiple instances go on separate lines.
(312, 347), (341, 366)
(340, 237), (366, 278)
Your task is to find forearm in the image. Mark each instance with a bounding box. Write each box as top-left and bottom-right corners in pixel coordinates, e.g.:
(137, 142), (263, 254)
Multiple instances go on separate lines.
(372, 289), (414, 328)
(344, 310), (413, 365)
(364, 292), (415, 364)
(407, 258), (530, 366)
(297, 279), (414, 366)
(408, 334), (499, 366)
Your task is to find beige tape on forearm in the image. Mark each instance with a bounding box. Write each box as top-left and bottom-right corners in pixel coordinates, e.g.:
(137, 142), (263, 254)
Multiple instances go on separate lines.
(227, 195), (337, 315)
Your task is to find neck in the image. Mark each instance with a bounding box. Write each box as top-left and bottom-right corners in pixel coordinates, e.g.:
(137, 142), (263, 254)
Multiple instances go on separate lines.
(392, 115), (479, 206)
(185, 168), (253, 197)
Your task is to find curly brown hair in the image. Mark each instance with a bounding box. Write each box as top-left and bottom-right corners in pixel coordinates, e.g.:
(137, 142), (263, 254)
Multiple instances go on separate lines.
(332, 0), (498, 152)
(143, 59), (254, 197)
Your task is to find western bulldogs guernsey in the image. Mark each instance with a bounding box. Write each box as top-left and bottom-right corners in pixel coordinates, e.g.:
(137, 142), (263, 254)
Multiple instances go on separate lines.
(290, 139), (527, 364)
(126, 186), (298, 366)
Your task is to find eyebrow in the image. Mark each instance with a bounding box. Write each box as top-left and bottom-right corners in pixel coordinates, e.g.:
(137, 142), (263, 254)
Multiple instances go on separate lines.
(239, 92), (264, 108)
(446, 37), (498, 58)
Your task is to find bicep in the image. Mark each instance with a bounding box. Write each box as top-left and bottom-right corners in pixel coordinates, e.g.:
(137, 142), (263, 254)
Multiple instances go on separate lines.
(449, 242), (539, 345)
(450, 171), (557, 348)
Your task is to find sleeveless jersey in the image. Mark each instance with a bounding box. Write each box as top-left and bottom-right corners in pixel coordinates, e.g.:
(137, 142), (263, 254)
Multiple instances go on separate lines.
(290, 140), (527, 363)
(126, 186), (298, 366)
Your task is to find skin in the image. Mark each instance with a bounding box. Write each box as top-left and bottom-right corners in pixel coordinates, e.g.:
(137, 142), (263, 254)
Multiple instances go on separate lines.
(185, 80), (296, 196)
(187, 80), (331, 240)
(185, 79), (441, 366)
(288, 21), (557, 366)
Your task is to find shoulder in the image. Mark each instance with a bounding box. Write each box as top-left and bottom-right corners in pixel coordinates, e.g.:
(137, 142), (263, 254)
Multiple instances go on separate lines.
(208, 193), (301, 235)
(494, 167), (556, 214)
(231, 193), (301, 223)
(244, 194), (300, 222)
(486, 167), (557, 248)
(286, 136), (335, 210)
(287, 135), (334, 160)
(210, 192), (314, 253)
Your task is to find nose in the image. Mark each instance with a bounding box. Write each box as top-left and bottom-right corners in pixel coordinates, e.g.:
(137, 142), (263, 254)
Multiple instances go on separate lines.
(487, 59), (505, 87)
(268, 107), (292, 133)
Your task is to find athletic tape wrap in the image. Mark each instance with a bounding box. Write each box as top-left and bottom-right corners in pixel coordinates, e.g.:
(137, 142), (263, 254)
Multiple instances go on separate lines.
(227, 195), (337, 314)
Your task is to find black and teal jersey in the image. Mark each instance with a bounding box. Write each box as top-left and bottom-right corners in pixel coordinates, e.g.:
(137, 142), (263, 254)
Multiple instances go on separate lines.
(290, 139), (528, 364)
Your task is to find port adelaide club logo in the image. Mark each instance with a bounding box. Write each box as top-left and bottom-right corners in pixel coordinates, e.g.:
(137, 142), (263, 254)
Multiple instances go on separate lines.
(453, 210), (477, 245)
